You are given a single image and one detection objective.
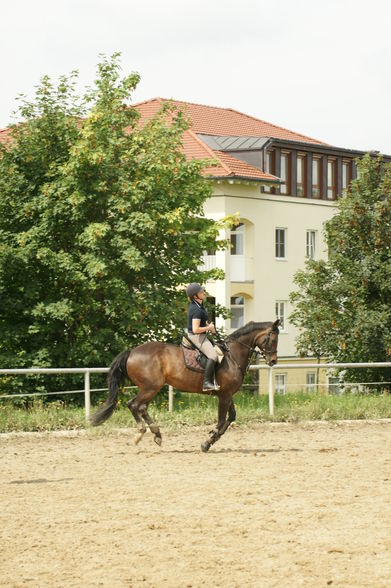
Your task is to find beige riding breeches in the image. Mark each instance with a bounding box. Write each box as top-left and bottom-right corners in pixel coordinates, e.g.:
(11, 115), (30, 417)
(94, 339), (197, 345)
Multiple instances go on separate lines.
(187, 332), (218, 362)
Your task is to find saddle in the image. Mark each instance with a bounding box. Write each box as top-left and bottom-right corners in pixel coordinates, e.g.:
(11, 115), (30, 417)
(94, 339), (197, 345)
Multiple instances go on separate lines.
(180, 331), (226, 373)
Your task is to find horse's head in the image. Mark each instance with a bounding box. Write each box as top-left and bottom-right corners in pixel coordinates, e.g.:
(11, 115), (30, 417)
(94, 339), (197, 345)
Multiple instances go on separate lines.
(254, 320), (280, 367)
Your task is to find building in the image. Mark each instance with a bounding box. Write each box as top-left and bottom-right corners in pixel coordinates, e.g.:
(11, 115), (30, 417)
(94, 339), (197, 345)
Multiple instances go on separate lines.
(134, 98), (390, 392)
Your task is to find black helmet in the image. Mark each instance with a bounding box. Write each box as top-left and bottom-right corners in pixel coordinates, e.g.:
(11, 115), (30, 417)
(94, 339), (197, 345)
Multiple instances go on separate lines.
(186, 283), (205, 299)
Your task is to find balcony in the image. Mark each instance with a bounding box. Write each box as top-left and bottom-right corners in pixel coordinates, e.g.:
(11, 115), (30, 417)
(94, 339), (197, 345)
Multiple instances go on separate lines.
(199, 254), (217, 272)
(231, 255), (254, 282)
(199, 253), (254, 282)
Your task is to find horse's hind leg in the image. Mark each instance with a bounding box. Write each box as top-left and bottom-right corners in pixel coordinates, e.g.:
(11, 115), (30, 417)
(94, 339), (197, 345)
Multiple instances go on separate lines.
(127, 388), (161, 446)
(139, 404), (162, 446)
(127, 397), (147, 445)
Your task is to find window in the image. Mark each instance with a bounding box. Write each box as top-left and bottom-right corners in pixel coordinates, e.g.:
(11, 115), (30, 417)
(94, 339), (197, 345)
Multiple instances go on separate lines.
(231, 296), (244, 329)
(312, 157), (321, 198)
(275, 374), (287, 394)
(297, 155), (306, 196)
(280, 152), (290, 194)
(263, 150), (275, 193)
(275, 301), (286, 330)
(306, 372), (316, 392)
(275, 228), (286, 259)
(231, 223), (244, 255)
(327, 159), (336, 200)
(342, 161), (351, 191)
(207, 297), (216, 325)
(306, 230), (316, 259)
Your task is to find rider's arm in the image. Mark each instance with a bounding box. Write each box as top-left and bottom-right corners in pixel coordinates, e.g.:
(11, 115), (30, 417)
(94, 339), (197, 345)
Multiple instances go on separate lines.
(192, 319), (214, 334)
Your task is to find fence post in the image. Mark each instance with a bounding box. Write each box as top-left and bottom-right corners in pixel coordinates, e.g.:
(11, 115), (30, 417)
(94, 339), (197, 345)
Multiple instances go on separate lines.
(268, 367), (274, 416)
(84, 370), (91, 422)
(168, 385), (173, 413)
(257, 362), (263, 397)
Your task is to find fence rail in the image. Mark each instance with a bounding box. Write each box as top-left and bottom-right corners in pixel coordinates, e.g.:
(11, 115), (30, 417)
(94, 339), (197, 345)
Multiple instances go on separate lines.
(0, 367), (109, 421)
(1, 361), (391, 420)
(251, 361), (391, 415)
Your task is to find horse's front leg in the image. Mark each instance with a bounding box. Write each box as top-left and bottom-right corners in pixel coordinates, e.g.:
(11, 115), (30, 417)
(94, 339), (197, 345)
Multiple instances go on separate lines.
(201, 396), (234, 453)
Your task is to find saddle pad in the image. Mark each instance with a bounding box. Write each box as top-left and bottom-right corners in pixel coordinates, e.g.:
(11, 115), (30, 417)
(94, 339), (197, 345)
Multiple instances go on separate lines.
(181, 346), (204, 373)
(181, 336), (194, 349)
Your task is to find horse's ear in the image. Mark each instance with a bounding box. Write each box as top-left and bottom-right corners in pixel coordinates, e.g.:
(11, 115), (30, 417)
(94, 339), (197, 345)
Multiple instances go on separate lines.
(272, 319), (281, 331)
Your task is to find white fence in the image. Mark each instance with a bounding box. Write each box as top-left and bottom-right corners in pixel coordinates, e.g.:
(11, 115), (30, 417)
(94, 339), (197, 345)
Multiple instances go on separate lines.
(1, 361), (391, 421)
(253, 362), (391, 416)
(0, 368), (108, 421)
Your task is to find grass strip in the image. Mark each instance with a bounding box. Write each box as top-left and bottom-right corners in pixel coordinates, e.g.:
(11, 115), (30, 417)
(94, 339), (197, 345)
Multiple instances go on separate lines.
(1, 391), (391, 433)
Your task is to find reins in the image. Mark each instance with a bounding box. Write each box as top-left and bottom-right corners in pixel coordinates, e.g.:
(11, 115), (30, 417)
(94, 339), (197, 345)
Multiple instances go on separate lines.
(226, 342), (254, 376)
(225, 327), (276, 375)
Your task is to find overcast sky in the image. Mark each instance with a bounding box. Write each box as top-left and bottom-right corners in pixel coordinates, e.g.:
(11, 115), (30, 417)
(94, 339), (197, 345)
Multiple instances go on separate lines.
(1, 0), (390, 153)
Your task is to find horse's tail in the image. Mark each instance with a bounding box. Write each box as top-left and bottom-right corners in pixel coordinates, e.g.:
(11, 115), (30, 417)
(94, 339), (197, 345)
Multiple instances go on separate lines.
(90, 350), (131, 426)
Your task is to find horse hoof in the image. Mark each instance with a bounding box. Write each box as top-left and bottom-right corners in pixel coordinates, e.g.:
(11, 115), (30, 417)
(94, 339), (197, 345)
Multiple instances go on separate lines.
(154, 436), (162, 447)
(201, 441), (211, 453)
(134, 432), (144, 445)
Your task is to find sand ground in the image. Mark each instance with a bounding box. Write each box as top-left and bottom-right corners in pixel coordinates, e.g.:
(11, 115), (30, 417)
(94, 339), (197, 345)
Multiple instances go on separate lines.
(1, 420), (390, 588)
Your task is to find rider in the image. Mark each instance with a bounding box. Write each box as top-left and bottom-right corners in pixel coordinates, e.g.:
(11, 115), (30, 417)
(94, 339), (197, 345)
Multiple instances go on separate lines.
(185, 283), (220, 392)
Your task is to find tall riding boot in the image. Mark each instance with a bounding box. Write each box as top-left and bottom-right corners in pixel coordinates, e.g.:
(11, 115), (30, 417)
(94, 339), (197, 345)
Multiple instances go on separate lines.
(203, 359), (220, 392)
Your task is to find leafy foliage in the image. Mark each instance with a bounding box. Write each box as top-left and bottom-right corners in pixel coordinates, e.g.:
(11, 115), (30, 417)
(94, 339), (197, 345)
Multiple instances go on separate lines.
(290, 155), (391, 385)
(0, 54), (228, 394)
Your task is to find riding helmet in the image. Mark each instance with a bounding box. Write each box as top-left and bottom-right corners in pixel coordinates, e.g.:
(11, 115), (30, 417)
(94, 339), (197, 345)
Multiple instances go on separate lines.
(186, 283), (205, 299)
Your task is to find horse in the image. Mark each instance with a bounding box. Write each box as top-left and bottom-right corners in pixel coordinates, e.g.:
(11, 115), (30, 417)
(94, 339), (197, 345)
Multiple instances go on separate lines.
(91, 320), (280, 452)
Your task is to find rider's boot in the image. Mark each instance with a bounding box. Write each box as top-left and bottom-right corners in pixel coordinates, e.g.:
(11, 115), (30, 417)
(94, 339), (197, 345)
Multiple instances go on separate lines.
(203, 359), (220, 391)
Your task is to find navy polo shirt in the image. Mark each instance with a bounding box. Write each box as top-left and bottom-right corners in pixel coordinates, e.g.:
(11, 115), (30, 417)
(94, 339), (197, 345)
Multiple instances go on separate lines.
(187, 301), (208, 333)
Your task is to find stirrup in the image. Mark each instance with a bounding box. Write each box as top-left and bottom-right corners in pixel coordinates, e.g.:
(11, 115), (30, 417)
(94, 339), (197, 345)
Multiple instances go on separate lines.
(203, 380), (220, 392)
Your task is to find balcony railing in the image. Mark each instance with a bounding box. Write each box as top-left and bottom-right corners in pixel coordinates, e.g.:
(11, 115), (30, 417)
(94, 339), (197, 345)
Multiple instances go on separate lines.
(230, 255), (254, 281)
(199, 254), (254, 281)
(198, 254), (217, 272)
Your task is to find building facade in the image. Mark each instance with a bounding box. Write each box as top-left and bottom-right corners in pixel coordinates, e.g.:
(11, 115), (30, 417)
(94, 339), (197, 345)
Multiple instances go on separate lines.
(134, 98), (391, 391)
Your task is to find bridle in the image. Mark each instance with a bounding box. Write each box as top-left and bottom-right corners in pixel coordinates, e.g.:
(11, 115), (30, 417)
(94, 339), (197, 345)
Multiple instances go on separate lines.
(226, 327), (277, 374)
(257, 328), (278, 362)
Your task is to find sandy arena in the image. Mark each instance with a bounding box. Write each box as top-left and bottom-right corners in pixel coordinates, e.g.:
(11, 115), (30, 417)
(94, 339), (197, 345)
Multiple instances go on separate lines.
(1, 420), (391, 587)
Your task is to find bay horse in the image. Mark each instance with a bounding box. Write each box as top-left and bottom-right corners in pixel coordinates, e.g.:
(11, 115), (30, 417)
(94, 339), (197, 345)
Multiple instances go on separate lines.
(91, 320), (280, 452)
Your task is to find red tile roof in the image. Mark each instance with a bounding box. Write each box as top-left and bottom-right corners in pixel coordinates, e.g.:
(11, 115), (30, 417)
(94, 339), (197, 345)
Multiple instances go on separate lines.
(134, 98), (327, 145)
(211, 151), (279, 181)
(182, 129), (278, 182)
(135, 99), (293, 181)
(0, 128), (12, 145)
(1, 97), (318, 182)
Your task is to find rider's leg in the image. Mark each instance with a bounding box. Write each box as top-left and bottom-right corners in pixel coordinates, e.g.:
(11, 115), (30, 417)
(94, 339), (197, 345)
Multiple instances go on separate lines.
(198, 337), (220, 391)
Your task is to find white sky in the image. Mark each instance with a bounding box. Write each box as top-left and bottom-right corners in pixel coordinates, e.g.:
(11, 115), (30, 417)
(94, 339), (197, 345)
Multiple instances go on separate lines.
(1, 0), (390, 153)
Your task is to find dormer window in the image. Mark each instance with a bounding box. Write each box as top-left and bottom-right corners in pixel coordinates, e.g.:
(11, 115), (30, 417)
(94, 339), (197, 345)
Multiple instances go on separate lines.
(264, 150), (274, 193)
(327, 159), (336, 199)
(297, 155), (306, 197)
(280, 152), (290, 194)
(312, 157), (321, 198)
(342, 161), (351, 191)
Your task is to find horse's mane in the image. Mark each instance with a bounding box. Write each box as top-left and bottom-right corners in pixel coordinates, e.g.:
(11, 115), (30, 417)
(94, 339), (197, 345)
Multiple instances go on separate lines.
(227, 321), (273, 341)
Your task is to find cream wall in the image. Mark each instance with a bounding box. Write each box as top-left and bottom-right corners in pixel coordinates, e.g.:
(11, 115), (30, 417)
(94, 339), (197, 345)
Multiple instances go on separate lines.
(258, 359), (329, 394)
(203, 181), (336, 358)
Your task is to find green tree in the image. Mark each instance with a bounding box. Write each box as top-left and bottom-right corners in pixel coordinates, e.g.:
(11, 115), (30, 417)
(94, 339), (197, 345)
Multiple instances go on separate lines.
(290, 155), (391, 387)
(0, 54), (227, 395)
